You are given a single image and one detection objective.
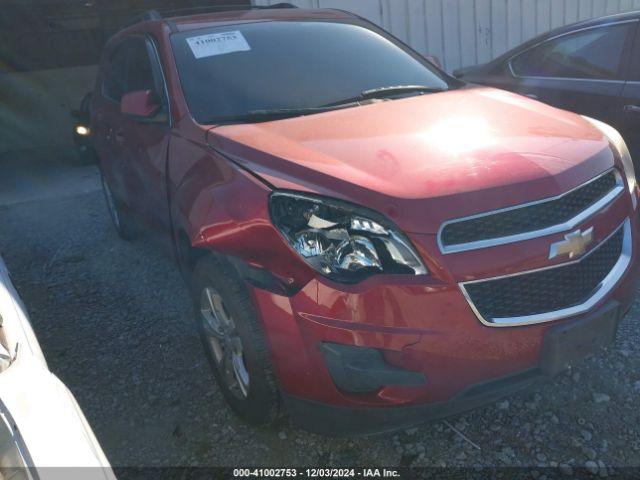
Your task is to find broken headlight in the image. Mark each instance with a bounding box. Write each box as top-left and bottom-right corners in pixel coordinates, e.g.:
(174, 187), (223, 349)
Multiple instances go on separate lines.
(269, 192), (427, 283)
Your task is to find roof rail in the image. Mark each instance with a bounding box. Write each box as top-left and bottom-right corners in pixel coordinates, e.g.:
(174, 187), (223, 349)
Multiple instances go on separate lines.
(122, 3), (297, 28)
(160, 2), (298, 18)
(264, 2), (298, 8)
(122, 9), (162, 28)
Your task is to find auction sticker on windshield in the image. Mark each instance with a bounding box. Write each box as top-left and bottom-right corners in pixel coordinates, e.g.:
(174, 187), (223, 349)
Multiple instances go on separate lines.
(186, 31), (250, 59)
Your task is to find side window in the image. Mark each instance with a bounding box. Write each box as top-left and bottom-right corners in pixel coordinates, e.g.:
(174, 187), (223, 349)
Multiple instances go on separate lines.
(510, 23), (633, 80)
(102, 43), (128, 101)
(126, 38), (160, 96)
(102, 37), (166, 104)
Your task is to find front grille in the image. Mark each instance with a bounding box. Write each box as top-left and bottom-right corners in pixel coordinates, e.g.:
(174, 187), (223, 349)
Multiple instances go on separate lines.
(462, 224), (624, 322)
(440, 170), (619, 249)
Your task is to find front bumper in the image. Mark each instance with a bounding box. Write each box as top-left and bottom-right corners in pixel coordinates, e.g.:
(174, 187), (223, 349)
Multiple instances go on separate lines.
(250, 214), (640, 435)
(282, 301), (624, 435)
(283, 368), (542, 435)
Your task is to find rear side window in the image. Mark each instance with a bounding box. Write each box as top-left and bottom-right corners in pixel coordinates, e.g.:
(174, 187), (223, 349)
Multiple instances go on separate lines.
(510, 23), (634, 80)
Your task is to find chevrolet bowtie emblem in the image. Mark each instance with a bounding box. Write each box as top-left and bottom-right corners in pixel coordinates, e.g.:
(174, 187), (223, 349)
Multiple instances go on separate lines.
(549, 227), (594, 260)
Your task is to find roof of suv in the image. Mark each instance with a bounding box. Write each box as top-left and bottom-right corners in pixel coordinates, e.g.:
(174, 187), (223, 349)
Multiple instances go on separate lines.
(134, 8), (358, 34)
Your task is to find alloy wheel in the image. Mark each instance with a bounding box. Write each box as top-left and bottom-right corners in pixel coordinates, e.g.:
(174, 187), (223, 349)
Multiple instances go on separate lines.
(200, 286), (250, 399)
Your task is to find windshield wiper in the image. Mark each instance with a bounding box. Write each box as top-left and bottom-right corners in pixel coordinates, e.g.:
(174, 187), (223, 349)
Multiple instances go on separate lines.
(323, 85), (447, 107)
(362, 84), (446, 97)
(202, 102), (360, 125)
(201, 85), (445, 125)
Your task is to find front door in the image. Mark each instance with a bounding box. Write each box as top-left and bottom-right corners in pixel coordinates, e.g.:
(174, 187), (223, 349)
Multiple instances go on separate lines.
(116, 36), (172, 233)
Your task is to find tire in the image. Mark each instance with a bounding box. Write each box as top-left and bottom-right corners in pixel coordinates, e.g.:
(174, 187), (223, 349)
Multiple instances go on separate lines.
(100, 173), (136, 241)
(191, 255), (281, 426)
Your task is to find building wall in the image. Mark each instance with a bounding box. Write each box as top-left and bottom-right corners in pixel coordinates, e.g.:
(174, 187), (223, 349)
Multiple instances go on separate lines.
(254, 0), (640, 72)
(0, 0), (250, 158)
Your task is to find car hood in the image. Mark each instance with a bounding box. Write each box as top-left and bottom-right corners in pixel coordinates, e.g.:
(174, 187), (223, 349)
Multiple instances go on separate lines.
(206, 87), (614, 234)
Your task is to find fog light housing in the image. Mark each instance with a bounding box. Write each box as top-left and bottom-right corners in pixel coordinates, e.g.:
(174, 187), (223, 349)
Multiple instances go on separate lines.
(321, 342), (426, 393)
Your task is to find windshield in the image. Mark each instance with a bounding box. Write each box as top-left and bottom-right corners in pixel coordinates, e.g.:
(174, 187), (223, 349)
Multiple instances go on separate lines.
(170, 20), (452, 124)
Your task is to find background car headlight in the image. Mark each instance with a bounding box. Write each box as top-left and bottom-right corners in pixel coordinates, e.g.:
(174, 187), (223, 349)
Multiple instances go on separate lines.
(583, 116), (638, 210)
(75, 124), (90, 136)
(269, 192), (428, 283)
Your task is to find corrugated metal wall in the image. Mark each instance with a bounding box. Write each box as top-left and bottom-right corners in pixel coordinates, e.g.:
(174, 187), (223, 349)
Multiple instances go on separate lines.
(253, 0), (640, 71)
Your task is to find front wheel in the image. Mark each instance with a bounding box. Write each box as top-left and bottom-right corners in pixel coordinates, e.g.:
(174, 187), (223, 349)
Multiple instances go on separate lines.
(191, 255), (281, 425)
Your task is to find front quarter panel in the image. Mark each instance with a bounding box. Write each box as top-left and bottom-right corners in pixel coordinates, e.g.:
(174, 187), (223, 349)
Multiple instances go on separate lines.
(167, 126), (315, 291)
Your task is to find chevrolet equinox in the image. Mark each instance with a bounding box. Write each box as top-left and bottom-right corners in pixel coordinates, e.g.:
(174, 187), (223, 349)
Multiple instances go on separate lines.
(92, 6), (640, 434)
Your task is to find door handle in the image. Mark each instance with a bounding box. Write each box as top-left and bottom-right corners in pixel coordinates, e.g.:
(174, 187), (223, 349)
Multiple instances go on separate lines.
(623, 104), (640, 114)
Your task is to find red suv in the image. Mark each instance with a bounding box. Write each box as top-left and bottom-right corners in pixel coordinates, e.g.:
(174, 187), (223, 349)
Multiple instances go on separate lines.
(92, 6), (640, 434)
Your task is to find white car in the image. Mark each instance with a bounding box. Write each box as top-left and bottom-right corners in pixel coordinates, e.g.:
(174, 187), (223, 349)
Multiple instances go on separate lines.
(0, 255), (114, 480)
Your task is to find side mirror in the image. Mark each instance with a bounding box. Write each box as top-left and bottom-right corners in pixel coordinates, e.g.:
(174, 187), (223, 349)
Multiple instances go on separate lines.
(425, 55), (442, 69)
(120, 90), (160, 118)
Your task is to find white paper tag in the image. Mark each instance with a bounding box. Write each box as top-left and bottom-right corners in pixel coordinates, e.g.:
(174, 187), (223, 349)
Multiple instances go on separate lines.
(186, 31), (250, 59)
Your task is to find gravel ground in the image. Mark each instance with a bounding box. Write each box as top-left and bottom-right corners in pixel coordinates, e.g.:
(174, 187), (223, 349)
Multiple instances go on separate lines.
(0, 170), (639, 473)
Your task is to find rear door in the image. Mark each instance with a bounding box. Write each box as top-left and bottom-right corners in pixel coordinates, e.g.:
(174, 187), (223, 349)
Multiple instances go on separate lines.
(93, 40), (130, 204)
(506, 20), (637, 129)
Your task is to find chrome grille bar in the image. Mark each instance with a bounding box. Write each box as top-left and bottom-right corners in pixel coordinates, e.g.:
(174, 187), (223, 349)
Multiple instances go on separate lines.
(459, 218), (632, 327)
(438, 169), (624, 254)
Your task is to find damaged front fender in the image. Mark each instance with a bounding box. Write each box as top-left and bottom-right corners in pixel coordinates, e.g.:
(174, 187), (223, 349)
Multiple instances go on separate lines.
(170, 144), (315, 295)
